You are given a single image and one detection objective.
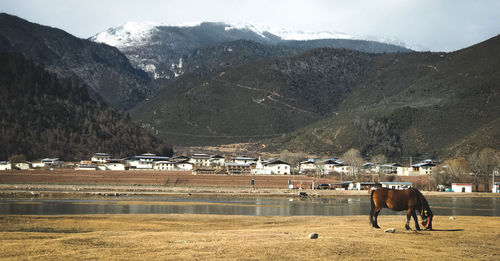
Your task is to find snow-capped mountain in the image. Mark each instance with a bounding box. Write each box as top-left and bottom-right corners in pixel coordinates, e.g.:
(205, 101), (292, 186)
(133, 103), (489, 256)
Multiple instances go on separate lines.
(90, 22), (410, 80)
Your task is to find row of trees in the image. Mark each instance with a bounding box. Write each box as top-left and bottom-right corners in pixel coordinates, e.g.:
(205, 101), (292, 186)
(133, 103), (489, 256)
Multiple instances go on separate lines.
(436, 148), (500, 191)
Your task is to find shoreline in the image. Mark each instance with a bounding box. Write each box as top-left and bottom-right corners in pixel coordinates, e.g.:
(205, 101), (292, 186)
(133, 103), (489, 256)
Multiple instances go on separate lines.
(1, 183), (499, 199)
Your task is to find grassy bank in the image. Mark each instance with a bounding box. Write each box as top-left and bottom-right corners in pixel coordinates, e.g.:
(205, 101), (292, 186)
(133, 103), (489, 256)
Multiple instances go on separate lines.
(0, 214), (498, 260)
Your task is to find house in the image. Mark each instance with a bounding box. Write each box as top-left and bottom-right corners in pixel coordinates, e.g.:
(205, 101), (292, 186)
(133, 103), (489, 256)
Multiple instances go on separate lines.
(299, 159), (317, 174)
(234, 156), (257, 165)
(323, 158), (343, 174)
(380, 181), (412, 190)
(333, 163), (350, 174)
(189, 154), (211, 167)
(348, 182), (377, 190)
(91, 153), (111, 163)
(396, 166), (412, 176)
(128, 153), (170, 169)
(104, 160), (126, 171)
(0, 161), (11, 171)
(411, 162), (436, 175)
(31, 161), (46, 168)
(14, 161), (32, 170)
(224, 163), (251, 174)
(253, 158), (290, 175)
(32, 158), (65, 168)
(153, 161), (176, 171)
(209, 155), (225, 167)
(42, 158), (64, 167)
(379, 163), (400, 174)
(175, 160), (194, 171)
(451, 183), (472, 193)
(493, 182), (500, 193)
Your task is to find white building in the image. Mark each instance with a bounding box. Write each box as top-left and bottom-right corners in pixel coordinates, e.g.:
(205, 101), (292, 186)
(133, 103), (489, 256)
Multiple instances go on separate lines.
(234, 156), (257, 165)
(175, 161), (193, 171)
(209, 155), (225, 167)
(154, 161), (176, 171)
(411, 162), (436, 175)
(154, 160), (194, 171)
(348, 182), (377, 190)
(299, 159), (316, 174)
(104, 160), (126, 171)
(128, 153), (170, 169)
(451, 183), (472, 193)
(253, 159), (290, 175)
(396, 166), (413, 176)
(0, 161), (11, 171)
(91, 153), (111, 163)
(493, 182), (500, 193)
(189, 154), (211, 167)
(32, 158), (64, 168)
(380, 182), (412, 190)
(323, 158), (343, 174)
(333, 164), (351, 174)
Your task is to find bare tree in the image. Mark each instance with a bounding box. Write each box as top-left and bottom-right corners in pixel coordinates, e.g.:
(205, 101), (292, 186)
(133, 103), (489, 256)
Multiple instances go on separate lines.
(342, 148), (364, 180)
(370, 154), (388, 182)
(280, 150), (305, 175)
(468, 148), (500, 192)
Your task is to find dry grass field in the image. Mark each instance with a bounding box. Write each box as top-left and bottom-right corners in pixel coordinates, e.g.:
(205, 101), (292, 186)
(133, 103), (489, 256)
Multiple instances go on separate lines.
(0, 214), (498, 260)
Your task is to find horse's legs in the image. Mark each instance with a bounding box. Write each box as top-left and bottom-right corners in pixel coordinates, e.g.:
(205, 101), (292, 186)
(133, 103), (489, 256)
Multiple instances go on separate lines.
(372, 207), (381, 228)
(405, 209), (412, 230)
(412, 210), (421, 231)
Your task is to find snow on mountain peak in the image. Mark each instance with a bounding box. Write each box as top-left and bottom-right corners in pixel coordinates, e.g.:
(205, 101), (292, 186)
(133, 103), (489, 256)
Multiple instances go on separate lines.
(91, 22), (160, 48)
(269, 28), (353, 41)
(224, 22), (270, 38)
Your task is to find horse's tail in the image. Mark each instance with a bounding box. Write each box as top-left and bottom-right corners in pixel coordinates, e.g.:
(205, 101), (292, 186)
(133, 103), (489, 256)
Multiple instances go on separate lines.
(369, 188), (376, 226)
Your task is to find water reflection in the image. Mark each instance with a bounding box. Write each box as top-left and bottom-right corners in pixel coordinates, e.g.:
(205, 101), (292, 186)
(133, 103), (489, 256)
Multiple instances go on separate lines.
(0, 197), (498, 216)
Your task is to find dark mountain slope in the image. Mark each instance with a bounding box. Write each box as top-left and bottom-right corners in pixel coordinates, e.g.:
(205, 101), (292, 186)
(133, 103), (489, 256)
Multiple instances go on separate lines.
(268, 35), (500, 159)
(131, 48), (372, 145)
(0, 51), (172, 160)
(0, 13), (153, 111)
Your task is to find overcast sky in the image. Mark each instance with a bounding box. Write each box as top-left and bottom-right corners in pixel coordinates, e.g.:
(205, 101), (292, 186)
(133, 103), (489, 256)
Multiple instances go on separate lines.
(2, 0), (500, 51)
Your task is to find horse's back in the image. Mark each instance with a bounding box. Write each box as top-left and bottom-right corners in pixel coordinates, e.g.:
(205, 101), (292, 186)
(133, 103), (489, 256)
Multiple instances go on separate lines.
(373, 188), (417, 211)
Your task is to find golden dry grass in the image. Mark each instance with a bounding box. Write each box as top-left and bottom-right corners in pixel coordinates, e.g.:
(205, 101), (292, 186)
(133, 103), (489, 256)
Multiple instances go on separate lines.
(0, 214), (498, 260)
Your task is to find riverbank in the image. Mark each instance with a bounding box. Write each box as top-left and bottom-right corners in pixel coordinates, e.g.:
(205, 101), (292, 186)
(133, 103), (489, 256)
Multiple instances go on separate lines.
(1, 183), (499, 199)
(0, 214), (497, 260)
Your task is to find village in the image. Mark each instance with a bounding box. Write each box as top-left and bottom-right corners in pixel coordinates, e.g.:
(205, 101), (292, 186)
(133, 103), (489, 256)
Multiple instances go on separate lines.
(2, 152), (497, 193)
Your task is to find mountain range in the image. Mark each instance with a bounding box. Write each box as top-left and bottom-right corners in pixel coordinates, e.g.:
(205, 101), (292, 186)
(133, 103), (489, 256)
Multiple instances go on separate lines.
(1, 13), (498, 161)
(90, 21), (410, 81)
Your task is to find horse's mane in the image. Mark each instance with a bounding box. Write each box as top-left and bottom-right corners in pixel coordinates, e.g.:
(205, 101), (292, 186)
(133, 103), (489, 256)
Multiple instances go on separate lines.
(412, 188), (430, 214)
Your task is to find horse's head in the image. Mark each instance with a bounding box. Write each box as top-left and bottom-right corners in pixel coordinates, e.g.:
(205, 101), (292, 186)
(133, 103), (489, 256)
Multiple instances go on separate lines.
(420, 209), (433, 230)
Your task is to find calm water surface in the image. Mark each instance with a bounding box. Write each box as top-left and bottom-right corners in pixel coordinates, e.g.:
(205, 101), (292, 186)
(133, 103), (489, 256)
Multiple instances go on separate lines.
(0, 197), (498, 216)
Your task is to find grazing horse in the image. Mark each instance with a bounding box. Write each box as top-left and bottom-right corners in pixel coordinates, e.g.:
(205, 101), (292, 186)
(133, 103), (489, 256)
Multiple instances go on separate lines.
(370, 187), (433, 230)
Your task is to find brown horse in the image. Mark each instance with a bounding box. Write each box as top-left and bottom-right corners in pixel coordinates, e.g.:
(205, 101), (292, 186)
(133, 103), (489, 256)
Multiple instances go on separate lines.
(370, 187), (433, 230)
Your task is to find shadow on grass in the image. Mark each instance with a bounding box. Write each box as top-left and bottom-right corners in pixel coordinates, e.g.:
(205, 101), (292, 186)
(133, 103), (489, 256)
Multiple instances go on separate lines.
(430, 229), (464, 232)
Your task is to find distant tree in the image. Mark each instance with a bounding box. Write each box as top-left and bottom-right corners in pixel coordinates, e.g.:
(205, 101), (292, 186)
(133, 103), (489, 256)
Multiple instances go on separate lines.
(8, 154), (26, 163)
(342, 148), (364, 179)
(468, 148), (500, 192)
(279, 150), (305, 174)
(370, 154), (388, 182)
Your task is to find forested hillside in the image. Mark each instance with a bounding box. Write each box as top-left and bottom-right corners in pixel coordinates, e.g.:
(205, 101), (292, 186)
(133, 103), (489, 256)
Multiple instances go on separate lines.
(0, 13), (154, 111)
(0, 51), (172, 160)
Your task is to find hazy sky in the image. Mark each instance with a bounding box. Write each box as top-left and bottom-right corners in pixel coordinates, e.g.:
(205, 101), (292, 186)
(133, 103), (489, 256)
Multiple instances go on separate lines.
(2, 0), (499, 51)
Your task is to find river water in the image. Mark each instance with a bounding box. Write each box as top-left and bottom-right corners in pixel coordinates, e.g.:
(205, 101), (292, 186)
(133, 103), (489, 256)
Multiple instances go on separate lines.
(0, 196), (498, 216)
